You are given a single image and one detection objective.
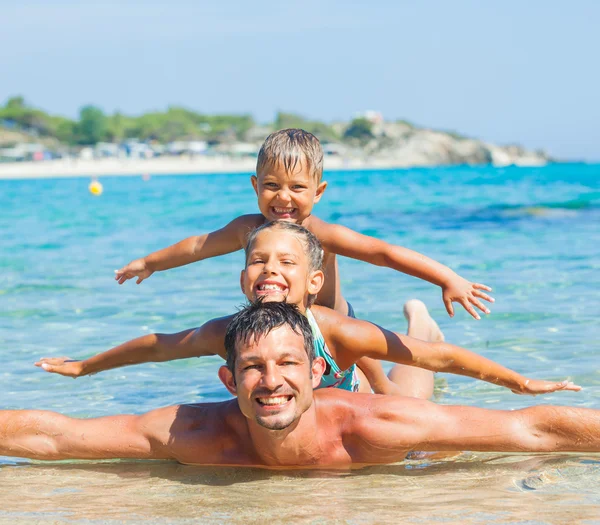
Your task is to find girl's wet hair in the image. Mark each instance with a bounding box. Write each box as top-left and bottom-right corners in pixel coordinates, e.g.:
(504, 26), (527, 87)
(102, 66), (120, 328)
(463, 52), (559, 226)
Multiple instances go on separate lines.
(245, 221), (324, 273)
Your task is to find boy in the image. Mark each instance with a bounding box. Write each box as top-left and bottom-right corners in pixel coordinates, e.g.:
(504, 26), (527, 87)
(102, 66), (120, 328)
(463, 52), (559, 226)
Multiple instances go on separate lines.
(115, 129), (493, 320)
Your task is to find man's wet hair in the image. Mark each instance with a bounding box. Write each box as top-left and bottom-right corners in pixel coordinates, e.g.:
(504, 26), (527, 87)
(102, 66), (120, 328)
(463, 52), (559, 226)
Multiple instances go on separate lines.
(224, 301), (315, 375)
(245, 220), (324, 273)
(256, 128), (324, 183)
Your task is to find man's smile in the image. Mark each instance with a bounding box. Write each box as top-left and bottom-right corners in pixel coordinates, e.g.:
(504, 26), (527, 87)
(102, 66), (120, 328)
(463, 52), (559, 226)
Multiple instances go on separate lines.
(255, 395), (293, 407)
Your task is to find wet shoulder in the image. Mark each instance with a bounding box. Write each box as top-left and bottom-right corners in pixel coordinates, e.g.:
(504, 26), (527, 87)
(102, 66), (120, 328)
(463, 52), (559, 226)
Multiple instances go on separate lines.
(314, 389), (368, 429)
(235, 214), (267, 247)
(167, 401), (253, 465)
(303, 215), (334, 242)
(310, 305), (350, 336)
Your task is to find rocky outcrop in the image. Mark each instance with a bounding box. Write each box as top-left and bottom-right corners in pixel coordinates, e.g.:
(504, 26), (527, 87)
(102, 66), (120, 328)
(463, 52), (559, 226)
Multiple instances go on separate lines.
(354, 125), (550, 167)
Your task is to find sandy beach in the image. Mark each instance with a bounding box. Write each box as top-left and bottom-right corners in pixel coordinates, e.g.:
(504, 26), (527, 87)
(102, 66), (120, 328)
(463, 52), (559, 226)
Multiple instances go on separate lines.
(0, 155), (416, 180)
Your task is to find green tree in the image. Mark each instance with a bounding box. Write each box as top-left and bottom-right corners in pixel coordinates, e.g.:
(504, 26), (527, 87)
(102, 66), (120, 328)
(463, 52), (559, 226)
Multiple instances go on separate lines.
(76, 105), (108, 144)
(6, 96), (26, 109)
(274, 112), (339, 142)
(343, 118), (374, 144)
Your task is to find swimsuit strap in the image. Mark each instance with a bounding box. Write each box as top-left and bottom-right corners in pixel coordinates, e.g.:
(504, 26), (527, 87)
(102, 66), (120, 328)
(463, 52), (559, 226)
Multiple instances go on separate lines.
(305, 308), (360, 392)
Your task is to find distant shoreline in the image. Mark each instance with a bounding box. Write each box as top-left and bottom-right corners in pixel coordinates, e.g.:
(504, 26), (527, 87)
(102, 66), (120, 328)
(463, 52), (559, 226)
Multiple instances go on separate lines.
(0, 155), (554, 181)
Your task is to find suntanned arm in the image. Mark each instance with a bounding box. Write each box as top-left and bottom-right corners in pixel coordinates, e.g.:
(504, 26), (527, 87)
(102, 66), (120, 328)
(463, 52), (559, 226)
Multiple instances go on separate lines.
(115, 215), (263, 284)
(311, 219), (493, 319)
(350, 395), (600, 463)
(0, 406), (177, 461)
(318, 308), (580, 395)
(35, 317), (230, 378)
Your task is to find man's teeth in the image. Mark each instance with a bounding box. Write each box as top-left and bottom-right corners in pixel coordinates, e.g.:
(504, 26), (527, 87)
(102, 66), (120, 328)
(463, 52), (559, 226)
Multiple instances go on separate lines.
(274, 207), (294, 214)
(257, 396), (291, 406)
(258, 284), (286, 291)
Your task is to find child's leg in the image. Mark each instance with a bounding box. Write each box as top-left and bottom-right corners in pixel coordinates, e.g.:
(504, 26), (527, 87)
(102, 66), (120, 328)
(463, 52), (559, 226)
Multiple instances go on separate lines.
(387, 300), (443, 400)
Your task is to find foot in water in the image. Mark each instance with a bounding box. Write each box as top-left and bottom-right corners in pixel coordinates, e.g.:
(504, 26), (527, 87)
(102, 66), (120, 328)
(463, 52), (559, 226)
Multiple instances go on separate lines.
(403, 299), (445, 343)
(387, 299), (442, 399)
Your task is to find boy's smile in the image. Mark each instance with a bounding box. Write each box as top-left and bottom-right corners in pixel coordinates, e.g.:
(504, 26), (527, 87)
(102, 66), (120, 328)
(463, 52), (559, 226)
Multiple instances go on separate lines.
(251, 159), (327, 224)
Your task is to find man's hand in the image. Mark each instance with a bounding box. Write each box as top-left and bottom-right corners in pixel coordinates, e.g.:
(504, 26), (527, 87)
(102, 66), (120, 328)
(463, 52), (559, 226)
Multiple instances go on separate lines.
(512, 378), (582, 396)
(442, 277), (494, 320)
(34, 357), (84, 378)
(114, 259), (154, 285)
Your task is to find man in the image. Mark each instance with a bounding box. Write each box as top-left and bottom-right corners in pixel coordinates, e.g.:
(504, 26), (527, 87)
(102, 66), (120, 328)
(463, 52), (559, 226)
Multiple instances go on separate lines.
(2, 301), (599, 467)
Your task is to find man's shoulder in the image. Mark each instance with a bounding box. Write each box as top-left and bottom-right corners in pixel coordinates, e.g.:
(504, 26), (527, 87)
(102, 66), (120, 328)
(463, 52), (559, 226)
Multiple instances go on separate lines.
(316, 392), (431, 462)
(155, 400), (245, 464)
(315, 388), (366, 416)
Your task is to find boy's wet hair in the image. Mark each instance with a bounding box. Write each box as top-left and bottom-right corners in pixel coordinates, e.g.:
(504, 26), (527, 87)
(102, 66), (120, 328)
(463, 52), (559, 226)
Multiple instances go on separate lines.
(245, 220), (324, 273)
(256, 129), (324, 183)
(224, 300), (315, 375)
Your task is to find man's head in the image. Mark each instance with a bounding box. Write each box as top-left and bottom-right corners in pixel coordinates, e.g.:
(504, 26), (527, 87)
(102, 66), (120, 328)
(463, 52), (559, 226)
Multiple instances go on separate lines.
(252, 129), (327, 223)
(241, 221), (324, 308)
(219, 301), (325, 431)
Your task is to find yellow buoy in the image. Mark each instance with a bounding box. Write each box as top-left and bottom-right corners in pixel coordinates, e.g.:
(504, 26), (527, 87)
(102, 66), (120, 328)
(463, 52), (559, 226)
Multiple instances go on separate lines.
(89, 180), (103, 196)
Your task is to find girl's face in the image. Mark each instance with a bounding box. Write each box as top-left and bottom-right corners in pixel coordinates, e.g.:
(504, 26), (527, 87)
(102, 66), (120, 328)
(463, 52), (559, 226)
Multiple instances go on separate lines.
(240, 229), (324, 311)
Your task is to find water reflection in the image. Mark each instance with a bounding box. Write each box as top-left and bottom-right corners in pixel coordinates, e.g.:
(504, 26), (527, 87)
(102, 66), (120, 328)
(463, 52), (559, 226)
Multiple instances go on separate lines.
(1, 454), (599, 523)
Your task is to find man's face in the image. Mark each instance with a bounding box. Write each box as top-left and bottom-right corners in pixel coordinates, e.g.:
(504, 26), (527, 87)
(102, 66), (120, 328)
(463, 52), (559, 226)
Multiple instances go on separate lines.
(241, 229), (323, 308)
(251, 159), (327, 223)
(219, 326), (324, 431)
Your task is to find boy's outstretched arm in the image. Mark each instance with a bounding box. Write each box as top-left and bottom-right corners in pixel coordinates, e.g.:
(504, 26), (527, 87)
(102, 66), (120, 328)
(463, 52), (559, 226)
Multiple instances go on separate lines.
(315, 222), (493, 319)
(35, 318), (229, 378)
(326, 314), (581, 395)
(115, 216), (259, 284)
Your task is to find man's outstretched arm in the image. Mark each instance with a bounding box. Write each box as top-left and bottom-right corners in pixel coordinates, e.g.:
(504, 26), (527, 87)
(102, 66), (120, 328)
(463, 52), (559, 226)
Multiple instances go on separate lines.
(353, 396), (600, 462)
(0, 407), (177, 461)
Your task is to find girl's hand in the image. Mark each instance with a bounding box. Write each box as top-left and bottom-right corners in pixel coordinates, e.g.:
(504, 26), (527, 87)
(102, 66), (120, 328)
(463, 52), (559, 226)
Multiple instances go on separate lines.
(35, 357), (84, 378)
(513, 378), (582, 395)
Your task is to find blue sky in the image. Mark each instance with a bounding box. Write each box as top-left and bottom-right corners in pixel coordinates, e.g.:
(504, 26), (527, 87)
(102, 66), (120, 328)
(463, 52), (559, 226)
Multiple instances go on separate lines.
(1, 0), (597, 160)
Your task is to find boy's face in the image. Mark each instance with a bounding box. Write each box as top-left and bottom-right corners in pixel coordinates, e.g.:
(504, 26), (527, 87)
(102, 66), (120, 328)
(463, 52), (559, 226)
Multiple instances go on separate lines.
(240, 229), (324, 310)
(251, 159), (327, 223)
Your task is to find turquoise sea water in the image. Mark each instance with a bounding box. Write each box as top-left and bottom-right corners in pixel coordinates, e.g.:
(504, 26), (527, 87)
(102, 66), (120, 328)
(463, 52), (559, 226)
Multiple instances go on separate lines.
(1, 163), (600, 523)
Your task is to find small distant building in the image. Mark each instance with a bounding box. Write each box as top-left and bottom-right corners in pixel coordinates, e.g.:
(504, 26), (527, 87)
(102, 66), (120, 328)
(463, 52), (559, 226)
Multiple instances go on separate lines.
(228, 142), (258, 157)
(357, 110), (384, 125)
(95, 142), (121, 158)
(322, 143), (348, 156)
(0, 142), (46, 162)
(166, 141), (208, 156)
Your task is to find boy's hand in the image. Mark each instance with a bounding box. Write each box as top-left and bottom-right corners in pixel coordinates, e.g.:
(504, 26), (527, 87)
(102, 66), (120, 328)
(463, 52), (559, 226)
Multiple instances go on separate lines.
(512, 379), (582, 396)
(34, 357), (84, 378)
(114, 259), (154, 285)
(442, 277), (494, 320)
